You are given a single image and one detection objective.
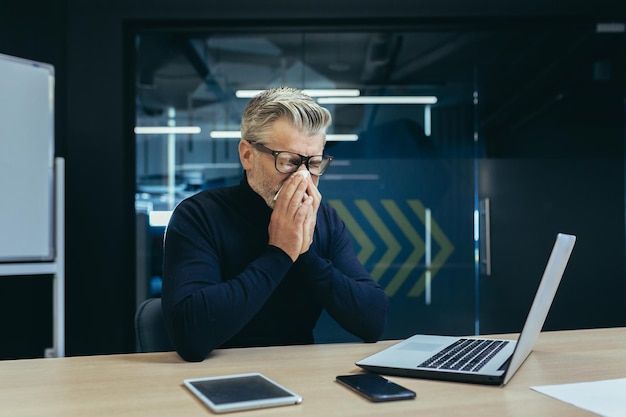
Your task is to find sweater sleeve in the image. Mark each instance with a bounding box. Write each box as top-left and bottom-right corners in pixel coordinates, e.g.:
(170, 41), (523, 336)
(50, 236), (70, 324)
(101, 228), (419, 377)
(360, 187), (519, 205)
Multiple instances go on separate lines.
(161, 197), (293, 362)
(292, 204), (389, 342)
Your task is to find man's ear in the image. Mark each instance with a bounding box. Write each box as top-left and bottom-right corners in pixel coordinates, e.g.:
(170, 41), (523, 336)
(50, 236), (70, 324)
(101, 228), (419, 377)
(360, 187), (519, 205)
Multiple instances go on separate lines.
(239, 140), (253, 170)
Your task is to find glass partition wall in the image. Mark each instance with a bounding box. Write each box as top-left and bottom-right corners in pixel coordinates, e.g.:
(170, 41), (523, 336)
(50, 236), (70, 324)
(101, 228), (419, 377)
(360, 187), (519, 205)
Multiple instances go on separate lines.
(134, 24), (625, 342)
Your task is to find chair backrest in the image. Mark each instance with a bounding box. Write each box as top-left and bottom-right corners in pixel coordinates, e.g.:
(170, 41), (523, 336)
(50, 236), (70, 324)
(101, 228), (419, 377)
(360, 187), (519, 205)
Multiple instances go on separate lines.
(134, 298), (173, 353)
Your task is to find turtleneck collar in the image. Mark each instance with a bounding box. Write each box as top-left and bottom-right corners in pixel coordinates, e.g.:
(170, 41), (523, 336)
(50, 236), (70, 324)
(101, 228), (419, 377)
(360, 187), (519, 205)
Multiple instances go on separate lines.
(236, 173), (273, 219)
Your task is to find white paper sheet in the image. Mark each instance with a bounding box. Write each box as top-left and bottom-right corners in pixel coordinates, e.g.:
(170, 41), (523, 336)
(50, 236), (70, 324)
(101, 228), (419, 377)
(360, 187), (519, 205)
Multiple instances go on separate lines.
(531, 378), (626, 417)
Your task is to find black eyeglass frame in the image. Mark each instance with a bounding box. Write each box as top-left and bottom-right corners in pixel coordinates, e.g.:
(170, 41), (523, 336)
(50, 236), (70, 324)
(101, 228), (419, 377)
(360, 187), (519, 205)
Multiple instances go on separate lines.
(247, 140), (333, 176)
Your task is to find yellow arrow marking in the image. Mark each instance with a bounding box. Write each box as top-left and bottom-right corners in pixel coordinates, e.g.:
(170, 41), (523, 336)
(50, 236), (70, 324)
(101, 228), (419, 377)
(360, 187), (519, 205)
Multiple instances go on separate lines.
(328, 200), (375, 265)
(355, 200), (401, 281)
(381, 200), (425, 296)
(406, 200), (454, 297)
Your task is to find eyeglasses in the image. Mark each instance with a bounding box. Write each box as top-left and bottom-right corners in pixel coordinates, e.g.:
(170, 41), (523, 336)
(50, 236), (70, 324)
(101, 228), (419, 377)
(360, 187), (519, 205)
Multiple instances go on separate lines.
(247, 140), (333, 176)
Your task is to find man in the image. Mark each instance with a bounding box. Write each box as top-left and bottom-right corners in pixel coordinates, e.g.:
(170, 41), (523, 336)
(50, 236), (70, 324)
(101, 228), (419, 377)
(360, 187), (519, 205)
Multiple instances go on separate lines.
(162, 87), (388, 362)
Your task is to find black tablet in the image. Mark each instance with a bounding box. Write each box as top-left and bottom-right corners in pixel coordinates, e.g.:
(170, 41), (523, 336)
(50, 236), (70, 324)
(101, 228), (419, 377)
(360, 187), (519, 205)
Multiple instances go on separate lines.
(183, 373), (303, 413)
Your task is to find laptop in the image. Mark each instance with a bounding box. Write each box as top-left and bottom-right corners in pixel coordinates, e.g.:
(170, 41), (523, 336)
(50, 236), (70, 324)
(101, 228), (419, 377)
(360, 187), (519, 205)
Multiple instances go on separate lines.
(356, 233), (576, 386)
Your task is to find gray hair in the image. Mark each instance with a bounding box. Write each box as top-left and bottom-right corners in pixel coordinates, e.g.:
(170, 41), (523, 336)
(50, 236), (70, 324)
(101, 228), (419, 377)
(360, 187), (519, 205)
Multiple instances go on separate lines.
(240, 86), (332, 145)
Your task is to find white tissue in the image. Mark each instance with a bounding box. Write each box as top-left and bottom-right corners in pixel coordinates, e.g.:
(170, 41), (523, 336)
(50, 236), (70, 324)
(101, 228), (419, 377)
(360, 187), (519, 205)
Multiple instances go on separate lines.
(273, 170), (310, 201)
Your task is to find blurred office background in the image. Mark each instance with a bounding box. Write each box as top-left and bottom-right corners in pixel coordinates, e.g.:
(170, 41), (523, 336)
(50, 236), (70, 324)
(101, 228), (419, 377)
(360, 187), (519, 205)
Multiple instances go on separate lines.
(0, 0), (624, 358)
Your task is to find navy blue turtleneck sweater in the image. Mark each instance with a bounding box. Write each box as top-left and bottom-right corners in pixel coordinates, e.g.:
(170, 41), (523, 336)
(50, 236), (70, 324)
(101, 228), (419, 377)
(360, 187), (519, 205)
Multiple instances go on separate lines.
(162, 176), (388, 362)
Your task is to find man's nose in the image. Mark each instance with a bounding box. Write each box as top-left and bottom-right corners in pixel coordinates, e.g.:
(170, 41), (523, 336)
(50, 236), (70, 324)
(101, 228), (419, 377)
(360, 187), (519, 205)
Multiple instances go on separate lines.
(296, 162), (309, 174)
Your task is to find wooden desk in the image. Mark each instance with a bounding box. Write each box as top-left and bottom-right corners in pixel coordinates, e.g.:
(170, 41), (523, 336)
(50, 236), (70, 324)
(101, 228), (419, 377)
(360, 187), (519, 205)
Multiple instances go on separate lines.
(1, 328), (624, 417)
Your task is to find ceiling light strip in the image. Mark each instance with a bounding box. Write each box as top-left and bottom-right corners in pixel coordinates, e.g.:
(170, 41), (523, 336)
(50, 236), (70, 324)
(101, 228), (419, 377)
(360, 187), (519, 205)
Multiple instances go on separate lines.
(135, 126), (201, 135)
(326, 134), (358, 142)
(236, 89), (360, 98)
(210, 131), (242, 139)
(318, 96), (437, 104)
(210, 131), (358, 142)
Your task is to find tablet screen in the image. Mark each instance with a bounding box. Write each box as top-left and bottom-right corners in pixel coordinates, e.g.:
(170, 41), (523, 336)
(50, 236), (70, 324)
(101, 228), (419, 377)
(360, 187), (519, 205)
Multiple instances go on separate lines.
(184, 373), (302, 413)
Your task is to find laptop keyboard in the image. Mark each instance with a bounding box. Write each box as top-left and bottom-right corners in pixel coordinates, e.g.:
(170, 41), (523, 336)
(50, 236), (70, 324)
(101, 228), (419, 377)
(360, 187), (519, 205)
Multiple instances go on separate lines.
(418, 338), (509, 372)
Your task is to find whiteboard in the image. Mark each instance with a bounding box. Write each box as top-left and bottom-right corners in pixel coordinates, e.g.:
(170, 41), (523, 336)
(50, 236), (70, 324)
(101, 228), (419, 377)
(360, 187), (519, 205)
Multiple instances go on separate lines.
(0, 53), (55, 262)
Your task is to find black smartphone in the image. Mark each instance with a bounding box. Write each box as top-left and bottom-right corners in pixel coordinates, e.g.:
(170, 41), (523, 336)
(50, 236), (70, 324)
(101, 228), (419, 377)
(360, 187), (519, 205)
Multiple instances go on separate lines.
(336, 374), (416, 402)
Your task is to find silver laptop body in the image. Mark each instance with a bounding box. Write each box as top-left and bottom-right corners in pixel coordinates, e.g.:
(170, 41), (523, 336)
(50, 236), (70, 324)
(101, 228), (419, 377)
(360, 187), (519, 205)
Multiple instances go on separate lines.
(356, 233), (576, 386)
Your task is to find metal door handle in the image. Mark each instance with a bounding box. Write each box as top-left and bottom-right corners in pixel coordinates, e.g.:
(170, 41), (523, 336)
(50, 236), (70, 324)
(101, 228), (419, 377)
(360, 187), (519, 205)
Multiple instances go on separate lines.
(480, 198), (491, 276)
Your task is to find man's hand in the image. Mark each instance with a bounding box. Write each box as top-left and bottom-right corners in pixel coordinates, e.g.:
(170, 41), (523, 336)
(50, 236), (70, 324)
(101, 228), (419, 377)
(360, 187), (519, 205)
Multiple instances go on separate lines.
(268, 170), (320, 261)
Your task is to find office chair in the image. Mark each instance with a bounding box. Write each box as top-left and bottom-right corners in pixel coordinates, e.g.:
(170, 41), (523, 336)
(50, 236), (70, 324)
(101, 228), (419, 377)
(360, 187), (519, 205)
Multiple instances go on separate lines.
(134, 298), (173, 352)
